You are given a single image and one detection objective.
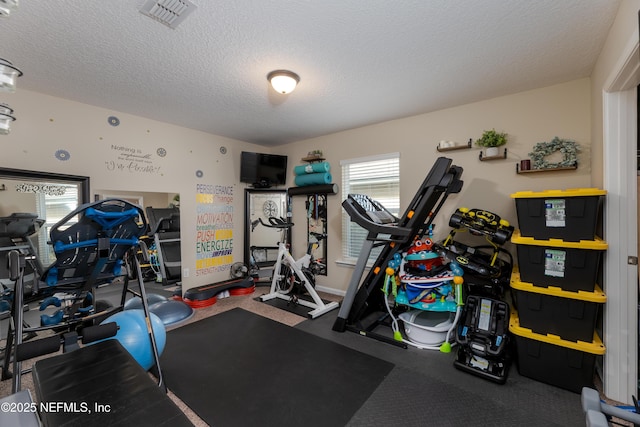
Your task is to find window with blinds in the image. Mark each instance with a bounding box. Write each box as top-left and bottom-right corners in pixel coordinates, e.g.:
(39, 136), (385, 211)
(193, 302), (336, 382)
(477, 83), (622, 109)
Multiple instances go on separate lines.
(340, 153), (400, 264)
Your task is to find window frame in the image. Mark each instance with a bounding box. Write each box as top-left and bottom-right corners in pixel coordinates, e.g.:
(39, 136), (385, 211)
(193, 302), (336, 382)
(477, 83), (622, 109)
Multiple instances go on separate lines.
(339, 152), (400, 266)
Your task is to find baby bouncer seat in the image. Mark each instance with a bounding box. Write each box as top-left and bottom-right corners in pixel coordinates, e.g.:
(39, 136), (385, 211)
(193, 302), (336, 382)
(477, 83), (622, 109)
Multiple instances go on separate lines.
(391, 236), (465, 351)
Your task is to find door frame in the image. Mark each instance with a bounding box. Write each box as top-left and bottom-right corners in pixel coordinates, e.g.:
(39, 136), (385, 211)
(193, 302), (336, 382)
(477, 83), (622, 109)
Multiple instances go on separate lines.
(602, 30), (639, 402)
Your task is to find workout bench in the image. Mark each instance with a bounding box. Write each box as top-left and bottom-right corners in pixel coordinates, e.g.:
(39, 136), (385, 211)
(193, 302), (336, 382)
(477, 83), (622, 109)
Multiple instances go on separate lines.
(32, 339), (191, 426)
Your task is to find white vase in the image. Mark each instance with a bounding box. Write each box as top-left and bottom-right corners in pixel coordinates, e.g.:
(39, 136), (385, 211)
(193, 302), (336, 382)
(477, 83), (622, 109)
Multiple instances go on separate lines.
(485, 147), (499, 157)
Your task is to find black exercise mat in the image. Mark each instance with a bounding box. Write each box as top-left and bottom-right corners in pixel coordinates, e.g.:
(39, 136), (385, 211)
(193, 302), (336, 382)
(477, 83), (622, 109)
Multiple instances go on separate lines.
(161, 308), (394, 427)
(254, 294), (334, 317)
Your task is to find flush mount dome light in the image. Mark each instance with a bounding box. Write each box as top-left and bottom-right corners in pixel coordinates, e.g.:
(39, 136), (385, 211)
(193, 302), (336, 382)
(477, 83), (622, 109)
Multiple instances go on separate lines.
(0, 104), (16, 135)
(0, 0), (19, 18)
(0, 58), (23, 92)
(267, 70), (300, 94)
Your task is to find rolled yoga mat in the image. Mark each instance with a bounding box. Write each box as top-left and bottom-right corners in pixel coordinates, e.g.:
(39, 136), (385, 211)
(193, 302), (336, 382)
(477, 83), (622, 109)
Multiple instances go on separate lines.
(288, 183), (339, 196)
(294, 172), (332, 186)
(294, 161), (331, 175)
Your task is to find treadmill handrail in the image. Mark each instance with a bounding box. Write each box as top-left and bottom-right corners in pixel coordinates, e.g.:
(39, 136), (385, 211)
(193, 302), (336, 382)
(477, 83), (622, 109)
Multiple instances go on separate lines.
(342, 198), (412, 240)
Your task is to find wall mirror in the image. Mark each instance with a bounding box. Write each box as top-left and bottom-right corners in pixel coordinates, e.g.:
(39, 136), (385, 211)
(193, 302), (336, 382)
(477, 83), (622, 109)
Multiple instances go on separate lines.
(306, 194), (328, 275)
(0, 168), (90, 272)
(93, 189), (180, 286)
(244, 189), (288, 269)
(0, 168), (182, 287)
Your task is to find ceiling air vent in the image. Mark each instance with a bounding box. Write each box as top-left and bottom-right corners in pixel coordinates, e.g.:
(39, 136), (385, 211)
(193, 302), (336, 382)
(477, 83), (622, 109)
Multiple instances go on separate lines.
(140, 0), (196, 29)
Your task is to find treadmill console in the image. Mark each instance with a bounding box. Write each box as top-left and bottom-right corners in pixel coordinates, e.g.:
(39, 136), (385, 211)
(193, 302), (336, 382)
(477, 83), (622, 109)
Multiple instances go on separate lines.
(348, 194), (398, 225)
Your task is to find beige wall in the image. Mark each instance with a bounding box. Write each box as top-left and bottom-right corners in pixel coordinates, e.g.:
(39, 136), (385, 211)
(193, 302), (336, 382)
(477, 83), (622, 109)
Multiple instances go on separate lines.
(279, 78), (592, 294)
(91, 189), (178, 211)
(0, 78), (596, 296)
(2, 77), (596, 296)
(590, 0), (640, 188)
(0, 181), (38, 216)
(0, 89), (268, 293)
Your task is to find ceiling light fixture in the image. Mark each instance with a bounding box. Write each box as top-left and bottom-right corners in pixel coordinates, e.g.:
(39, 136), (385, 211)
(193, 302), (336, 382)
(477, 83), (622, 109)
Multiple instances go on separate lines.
(267, 70), (300, 94)
(0, 0), (18, 18)
(0, 104), (16, 135)
(0, 58), (23, 92)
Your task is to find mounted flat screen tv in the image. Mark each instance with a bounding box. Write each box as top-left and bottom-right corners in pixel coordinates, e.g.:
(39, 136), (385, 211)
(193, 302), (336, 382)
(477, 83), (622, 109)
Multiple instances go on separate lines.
(240, 151), (288, 188)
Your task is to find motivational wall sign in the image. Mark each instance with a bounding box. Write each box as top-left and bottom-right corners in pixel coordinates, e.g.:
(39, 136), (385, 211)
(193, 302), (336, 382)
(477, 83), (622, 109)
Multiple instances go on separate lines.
(195, 183), (234, 276)
(105, 145), (161, 174)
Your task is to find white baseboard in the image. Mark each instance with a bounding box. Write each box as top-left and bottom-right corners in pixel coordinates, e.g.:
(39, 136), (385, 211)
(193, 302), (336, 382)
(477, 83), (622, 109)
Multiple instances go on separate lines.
(316, 285), (345, 297)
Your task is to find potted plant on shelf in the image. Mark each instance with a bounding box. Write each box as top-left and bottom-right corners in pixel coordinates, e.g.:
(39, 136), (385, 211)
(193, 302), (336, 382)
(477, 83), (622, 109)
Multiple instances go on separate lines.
(475, 129), (507, 157)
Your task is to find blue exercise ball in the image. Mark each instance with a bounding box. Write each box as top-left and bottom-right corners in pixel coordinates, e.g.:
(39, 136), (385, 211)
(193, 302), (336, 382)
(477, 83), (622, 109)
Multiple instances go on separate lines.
(101, 309), (166, 370)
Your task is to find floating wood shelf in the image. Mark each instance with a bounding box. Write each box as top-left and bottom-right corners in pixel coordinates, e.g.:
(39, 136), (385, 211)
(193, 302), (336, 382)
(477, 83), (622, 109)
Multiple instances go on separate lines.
(301, 156), (325, 163)
(436, 138), (473, 152)
(516, 164), (578, 174)
(479, 148), (507, 161)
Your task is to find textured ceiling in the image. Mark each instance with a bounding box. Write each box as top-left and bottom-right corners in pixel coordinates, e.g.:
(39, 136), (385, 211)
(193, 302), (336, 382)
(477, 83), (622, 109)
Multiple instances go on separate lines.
(0, 1), (621, 146)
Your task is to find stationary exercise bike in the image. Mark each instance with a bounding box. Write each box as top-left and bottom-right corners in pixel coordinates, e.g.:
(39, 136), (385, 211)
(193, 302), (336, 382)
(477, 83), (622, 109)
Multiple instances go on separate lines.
(258, 217), (339, 319)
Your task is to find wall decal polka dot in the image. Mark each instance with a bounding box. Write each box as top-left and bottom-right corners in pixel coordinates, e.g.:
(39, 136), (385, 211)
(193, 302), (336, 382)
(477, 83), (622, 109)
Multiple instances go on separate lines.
(55, 149), (71, 161)
(196, 170), (203, 178)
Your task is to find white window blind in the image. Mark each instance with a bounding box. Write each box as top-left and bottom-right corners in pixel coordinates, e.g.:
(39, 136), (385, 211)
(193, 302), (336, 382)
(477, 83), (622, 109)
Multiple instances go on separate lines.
(341, 153), (400, 264)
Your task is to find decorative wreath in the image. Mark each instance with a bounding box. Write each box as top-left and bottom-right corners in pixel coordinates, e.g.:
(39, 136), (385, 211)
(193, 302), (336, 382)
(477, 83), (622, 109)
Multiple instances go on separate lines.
(528, 137), (580, 169)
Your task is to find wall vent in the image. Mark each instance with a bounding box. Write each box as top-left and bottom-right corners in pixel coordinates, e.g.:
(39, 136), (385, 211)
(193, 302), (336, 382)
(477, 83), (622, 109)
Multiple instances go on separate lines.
(140, 0), (196, 29)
